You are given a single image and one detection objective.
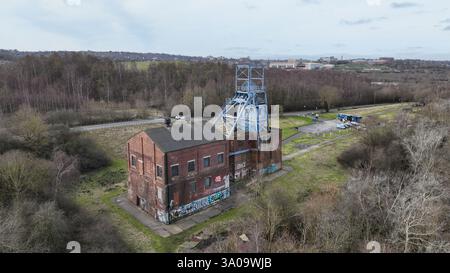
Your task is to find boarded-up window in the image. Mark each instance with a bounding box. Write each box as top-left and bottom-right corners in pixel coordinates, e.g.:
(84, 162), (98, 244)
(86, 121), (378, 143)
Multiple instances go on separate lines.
(188, 160), (196, 172)
(157, 187), (163, 202)
(204, 177), (212, 188)
(191, 181), (197, 194)
(156, 165), (163, 178)
(131, 155), (137, 168)
(171, 164), (179, 177)
(203, 156), (211, 168)
(217, 153), (224, 164)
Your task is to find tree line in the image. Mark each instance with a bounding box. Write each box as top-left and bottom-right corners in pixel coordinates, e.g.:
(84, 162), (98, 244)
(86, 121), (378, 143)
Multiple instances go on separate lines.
(0, 53), (416, 115)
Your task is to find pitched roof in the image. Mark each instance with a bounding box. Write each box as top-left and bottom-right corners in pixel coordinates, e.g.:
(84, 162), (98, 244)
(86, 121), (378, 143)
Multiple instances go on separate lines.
(144, 125), (222, 153)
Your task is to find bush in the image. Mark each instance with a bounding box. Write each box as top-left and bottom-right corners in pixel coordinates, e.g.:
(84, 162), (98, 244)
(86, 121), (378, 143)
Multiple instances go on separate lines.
(46, 110), (81, 126)
(361, 126), (397, 148)
(59, 133), (111, 172)
(337, 143), (368, 169)
(8, 106), (50, 156)
(0, 131), (24, 154)
(0, 151), (55, 205)
(27, 201), (70, 253)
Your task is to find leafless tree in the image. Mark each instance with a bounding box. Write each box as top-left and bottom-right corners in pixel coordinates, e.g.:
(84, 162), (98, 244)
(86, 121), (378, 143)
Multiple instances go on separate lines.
(52, 150), (79, 200)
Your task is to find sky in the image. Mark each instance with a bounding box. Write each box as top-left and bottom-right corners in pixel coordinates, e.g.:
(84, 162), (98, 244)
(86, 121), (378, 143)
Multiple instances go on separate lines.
(1, 0), (450, 60)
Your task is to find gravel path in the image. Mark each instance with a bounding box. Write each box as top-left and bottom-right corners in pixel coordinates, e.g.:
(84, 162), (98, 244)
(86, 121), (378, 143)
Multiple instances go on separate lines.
(70, 118), (165, 132)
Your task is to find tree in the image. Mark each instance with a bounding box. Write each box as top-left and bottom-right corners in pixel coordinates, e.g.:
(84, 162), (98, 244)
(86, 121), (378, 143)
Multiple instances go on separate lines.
(52, 150), (79, 200)
(0, 150), (54, 205)
(9, 106), (49, 155)
(319, 86), (339, 112)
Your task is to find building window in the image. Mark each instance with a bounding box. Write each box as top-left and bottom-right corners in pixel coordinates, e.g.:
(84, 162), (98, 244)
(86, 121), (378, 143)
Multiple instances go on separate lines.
(191, 181), (196, 194)
(203, 156), (211, 168)
(188, 160), (196, 172)
(130, 155), (137, 168)
(204, 177), (212, 188)
(171, 164), (179, 177)
(156, 165), (163, 178)
(217, 153), (224, 164)
(157, 187), (163, 202)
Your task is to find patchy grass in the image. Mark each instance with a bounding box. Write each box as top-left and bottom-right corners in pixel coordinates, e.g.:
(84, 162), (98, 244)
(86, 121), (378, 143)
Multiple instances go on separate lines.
(318, 112), (338, 120)
(280, 116), (313, 140)
(75, 160), (156, 252)
(82, 124), (159, 159)
(282, 130), (353, 156)
(122, 61), (154, 71)
(343, 103), (409, 118)
(274, 135), (357, 197)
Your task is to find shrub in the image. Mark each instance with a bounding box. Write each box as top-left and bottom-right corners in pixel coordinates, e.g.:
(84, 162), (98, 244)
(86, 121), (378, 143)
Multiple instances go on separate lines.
(46, 110), (81, 126)
(60, 133), (111, 172)
(27, 201), (70, 253)
(8, 106), (50, 156)
(337, 143), (368, 169)
(0, 151), (55, 205)
(0, 131), (24, 154)
(361, 126), (397, 148)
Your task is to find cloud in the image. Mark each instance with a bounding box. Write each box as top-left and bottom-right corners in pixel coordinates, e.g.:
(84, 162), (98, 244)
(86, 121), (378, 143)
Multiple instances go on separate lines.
(390, 2), (419, 9)
(244, 2), (257, 10)
(341, 17), (387, 26)
(366, 0), (382, 7)
(224, 47), (261, 53)
(441, 18), (450, 24)
(444, 26), (450, 31)
(333, 43), (346, 48)
(65, 0), (81, 7)
(300, 0), (320, 5)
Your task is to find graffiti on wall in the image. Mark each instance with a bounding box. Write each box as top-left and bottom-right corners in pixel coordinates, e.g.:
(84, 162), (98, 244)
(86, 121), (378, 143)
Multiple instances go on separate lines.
(169, 187), (231, 221)
(261, 163), (280, 175)
(157, 210), (169, 224)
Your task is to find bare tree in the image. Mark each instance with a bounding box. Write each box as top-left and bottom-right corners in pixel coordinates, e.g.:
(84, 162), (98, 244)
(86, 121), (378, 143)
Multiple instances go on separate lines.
(52, 150), (79, 200)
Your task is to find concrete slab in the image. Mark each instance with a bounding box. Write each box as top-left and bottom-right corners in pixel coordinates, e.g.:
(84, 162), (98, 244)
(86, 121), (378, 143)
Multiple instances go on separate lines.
(203, 207), (222, 218)
(153, 228), (171, 238)
(176, 219), (197, 230)
(163, 224), (184, 235)
(190, 212), (211, 224)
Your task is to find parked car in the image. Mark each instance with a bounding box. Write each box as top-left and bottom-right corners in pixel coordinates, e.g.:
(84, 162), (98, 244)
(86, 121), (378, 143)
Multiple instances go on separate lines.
(336, 123), (347, 129)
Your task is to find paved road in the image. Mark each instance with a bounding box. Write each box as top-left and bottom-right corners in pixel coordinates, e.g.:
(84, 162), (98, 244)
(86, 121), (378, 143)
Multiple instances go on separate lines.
(283, 103), (393, 117)
(70, 118), (165, 132)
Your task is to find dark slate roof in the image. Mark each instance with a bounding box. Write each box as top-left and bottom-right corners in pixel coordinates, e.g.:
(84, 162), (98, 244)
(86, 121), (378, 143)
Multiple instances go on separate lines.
(144, 126), (221, 153)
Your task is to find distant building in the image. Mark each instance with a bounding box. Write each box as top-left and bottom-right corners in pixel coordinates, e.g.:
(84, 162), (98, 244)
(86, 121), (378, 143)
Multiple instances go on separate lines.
(303, 62), (324, 70)
(318, 56), (338, 64)
(269, 59), (300, 69)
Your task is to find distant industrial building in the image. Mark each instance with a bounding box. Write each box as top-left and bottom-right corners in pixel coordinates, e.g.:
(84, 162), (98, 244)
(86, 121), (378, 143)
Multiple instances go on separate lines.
(269, 59), (300, 69)
(318, 56), (338, 64)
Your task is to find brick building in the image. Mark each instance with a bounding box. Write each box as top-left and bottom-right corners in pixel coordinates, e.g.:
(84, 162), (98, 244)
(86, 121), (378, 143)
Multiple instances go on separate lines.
(127, 125), (282, 224)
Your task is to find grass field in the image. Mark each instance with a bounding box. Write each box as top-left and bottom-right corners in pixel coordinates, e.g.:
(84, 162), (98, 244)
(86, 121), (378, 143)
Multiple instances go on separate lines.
(75, 103), (409, 252)
(282, 129), (353, 155)
(280, 116), (313, 140)
(122, 61), (153, 71)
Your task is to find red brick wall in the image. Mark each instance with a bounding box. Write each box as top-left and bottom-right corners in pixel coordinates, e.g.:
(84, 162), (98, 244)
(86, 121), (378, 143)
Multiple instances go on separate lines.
(127, 131), (166, 217)
(127, 129), (282, 223)
(166, 141), (229, 207)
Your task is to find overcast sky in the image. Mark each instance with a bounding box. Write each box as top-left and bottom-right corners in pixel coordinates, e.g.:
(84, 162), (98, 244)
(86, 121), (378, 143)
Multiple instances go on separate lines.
(1, 0), (450, 60)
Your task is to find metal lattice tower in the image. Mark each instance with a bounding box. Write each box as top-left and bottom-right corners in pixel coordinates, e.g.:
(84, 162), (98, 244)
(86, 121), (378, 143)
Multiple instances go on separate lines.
(216, 65), (269, 141)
